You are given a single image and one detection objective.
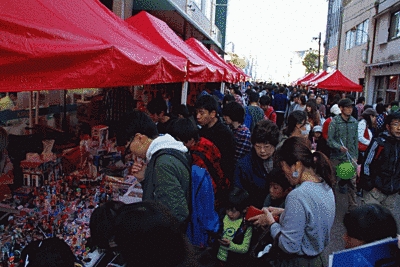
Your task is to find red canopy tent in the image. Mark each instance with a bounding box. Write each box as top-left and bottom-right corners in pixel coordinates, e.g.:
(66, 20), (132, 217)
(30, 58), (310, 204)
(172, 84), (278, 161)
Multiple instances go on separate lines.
(125, 11), (225, 83)
(210, 49), (241, 83)
(229, 63), (248, 82)
(301, 71), (327, 86)
(0, 0), (188, 92)
(185, 38), (235, 83)
(295, 73), (315, 86)
(313, 70), (363, 92)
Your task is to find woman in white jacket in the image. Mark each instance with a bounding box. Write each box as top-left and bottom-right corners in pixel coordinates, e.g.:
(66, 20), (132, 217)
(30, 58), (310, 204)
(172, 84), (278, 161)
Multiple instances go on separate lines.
(358, 108), (377, 161)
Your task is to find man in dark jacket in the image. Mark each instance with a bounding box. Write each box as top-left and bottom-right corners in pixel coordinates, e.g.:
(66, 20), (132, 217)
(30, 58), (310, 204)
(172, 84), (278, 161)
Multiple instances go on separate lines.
(272, 87), (288, 129)
(122, 110), (190, 226)
(195, 95), (236, 183)
(360, 111), (400, 216)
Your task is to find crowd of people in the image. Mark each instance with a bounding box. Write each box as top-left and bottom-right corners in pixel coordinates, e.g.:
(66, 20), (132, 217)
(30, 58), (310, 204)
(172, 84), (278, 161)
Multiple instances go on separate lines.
(11, 83), (400, 266)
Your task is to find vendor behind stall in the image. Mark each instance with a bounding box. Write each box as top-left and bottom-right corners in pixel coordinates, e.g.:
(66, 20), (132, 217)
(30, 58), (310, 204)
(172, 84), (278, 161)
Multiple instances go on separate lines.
(0, 127), (14, 201)
(103, 87), (136, 140)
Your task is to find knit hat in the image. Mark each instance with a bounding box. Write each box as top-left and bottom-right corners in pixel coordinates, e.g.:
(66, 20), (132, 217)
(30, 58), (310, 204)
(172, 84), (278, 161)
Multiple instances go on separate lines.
(330, 104), (341, 115)
(362, 108), (378, 117)
(338, 98), (353, 107)
(312, 125), (322, 133)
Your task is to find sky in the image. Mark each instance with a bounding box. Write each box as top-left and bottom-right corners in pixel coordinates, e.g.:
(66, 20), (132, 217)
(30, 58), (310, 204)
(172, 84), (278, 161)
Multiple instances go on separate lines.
(225, 0), (329, 83)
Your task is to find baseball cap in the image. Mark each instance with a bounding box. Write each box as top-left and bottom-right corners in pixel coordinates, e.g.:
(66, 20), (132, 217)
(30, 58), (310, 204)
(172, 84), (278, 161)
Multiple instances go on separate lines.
(330, 104), (341, 115)
(338, 98), (353, 107)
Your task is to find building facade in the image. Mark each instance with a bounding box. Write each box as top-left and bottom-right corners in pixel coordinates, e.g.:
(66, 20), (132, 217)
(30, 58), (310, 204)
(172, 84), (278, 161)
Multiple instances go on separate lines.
(324, 0), (343, 70)
(330, 0), (400, 104)
(366, 0), (400, 104)
(338, 0), (375, 93)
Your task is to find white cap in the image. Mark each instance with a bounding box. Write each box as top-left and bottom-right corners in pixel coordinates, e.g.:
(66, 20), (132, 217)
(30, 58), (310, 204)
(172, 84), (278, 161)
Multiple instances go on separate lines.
(313, 126), (322, 132)
(330, 104), (341, 115)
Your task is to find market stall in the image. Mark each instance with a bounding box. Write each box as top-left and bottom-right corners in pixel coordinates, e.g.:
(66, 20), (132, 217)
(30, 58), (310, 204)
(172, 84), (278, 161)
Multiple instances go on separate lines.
(185, 38), (236, 83)
(126, 11), (225, 83)
(0, 0), (196, 265)
(294, 73), (315, 86)
(210, 49), (242, 83)
(312, 69), (363, 92)
(301, 70), (327, 86)
(0, 124), (142, 266)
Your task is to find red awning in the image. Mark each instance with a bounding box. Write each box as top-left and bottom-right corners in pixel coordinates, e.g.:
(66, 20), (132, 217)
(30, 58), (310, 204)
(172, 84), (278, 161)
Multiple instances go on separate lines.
(185, 38), (235, 83)
(210, 49), (241, 83)
(295, 73), (315, 86)
(313, 70), (363, 92)
(0, 0), (188, 92)
(229, 63), (249, 82)
(125, 11), (225, 83)
(302, 71), (327, 86)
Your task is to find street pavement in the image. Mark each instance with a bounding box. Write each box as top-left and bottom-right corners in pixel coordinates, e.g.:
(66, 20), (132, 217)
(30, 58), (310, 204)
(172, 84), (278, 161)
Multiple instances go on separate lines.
(321, 185), (400, 266)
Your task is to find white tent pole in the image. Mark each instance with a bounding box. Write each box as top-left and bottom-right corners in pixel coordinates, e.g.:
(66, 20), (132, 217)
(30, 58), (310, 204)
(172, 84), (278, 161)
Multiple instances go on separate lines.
(181, 82), (188, 105)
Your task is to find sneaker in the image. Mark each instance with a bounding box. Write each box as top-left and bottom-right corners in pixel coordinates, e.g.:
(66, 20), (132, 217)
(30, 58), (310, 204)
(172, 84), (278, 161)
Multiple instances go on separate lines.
(338, 185), (347, 194)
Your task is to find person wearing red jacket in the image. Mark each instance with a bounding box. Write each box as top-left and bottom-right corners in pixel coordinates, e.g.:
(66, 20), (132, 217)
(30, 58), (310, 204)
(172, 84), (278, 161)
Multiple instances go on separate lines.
(322, 104), (341, 140)
(259, 95), (277, 124)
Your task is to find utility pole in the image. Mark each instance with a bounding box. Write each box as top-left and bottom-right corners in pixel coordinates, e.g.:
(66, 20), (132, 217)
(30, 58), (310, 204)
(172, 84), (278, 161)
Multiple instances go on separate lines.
(317, 32), (321, 72)
(313, 32), (322, 72)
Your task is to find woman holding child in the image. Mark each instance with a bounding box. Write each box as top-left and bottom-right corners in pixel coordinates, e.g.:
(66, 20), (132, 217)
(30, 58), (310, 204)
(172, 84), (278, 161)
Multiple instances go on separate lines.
(249, 136), (335, 267)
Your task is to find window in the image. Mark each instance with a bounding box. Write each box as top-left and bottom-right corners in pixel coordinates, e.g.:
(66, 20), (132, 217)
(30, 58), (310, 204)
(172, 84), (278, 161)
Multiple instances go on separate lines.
(203, 0), (212, 21)
(389, 10), (400, 40)
(374, 75), (400, 104)
(345, 30), (355, 50)
(355, 20), (369, 45)
(346, 20), (369, 49)
(193, 0), (201, 8)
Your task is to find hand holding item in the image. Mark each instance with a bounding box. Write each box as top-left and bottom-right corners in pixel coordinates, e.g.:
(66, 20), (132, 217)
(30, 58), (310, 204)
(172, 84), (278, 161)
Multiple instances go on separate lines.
(247, 207), (276, 227)
(130, 157), (147, 182)
(340, 146), (348, 153)
(267, 207), (284, 217)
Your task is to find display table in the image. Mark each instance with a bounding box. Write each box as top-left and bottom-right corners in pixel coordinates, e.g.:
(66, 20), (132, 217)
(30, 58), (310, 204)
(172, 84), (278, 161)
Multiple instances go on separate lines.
(0, 173), (141, 266)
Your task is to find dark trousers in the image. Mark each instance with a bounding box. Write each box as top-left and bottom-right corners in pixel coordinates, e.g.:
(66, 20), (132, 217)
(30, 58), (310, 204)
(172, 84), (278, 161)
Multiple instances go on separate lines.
(276, 113), (285, 129)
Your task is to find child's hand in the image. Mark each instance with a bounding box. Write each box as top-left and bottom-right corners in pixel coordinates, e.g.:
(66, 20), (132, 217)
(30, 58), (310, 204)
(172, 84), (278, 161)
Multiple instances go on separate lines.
(218, 238), (230, 246)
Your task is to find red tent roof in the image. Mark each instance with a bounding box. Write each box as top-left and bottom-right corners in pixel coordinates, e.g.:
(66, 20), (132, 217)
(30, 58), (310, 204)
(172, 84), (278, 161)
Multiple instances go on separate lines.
(125, 11), (225, 83)
(314, 70), (363, 92)
(229, 63), (248, 81)
(185, 38), (235, 83)
(210, 49), (241, 83)
(295, 73), (315, 86)
(302, 71), (327, 86)
(0, 0), (187, 91)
